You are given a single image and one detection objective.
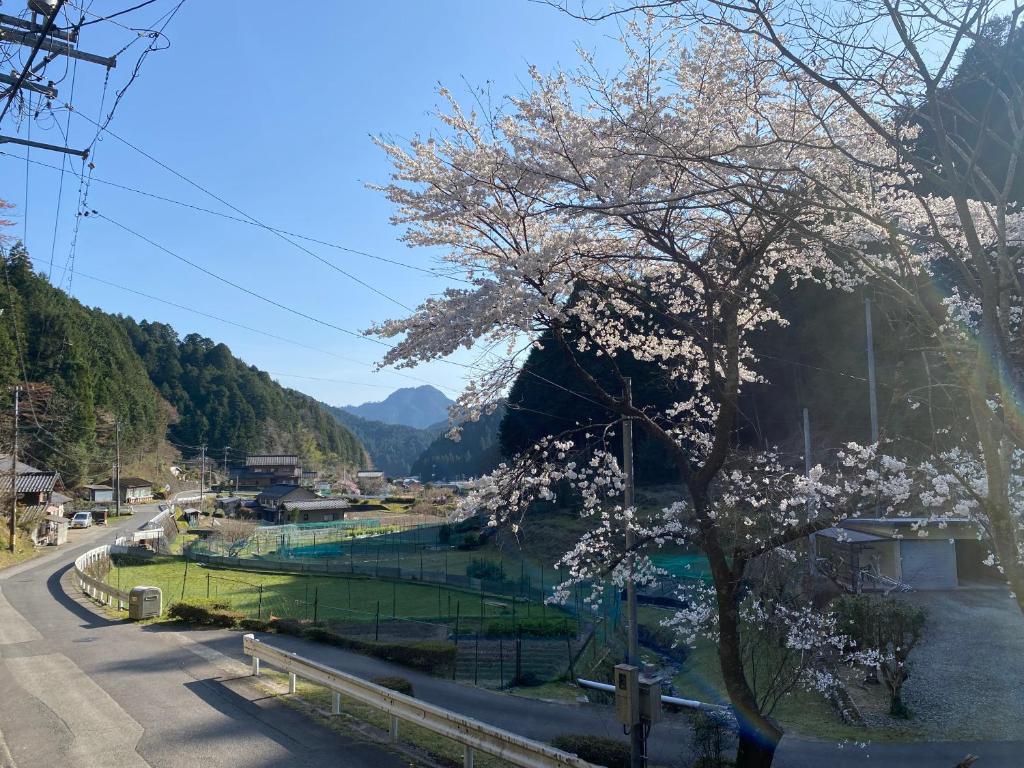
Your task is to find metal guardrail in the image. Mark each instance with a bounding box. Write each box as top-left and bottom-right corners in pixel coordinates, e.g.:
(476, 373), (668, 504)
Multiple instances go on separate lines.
(242, 634), (596, 768)
(74, 544), (131, 611)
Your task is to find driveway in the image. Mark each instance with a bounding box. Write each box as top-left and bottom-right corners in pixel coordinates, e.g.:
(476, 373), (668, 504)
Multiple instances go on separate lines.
(896, 587), (1024, 740)
(0, 506), (409, 768)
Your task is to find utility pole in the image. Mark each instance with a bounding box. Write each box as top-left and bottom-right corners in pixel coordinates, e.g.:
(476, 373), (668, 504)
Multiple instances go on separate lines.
(114, 419), (121, 518)
(199, 444), (206, 517)
(8, 386), (21, 552)
(865, 297), (879, 444)
(622, 378), (643, 768)
(222, 445), (230, 477)
(804, 408), (817, 576)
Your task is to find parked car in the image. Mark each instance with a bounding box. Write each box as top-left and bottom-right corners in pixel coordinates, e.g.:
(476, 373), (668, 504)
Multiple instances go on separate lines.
(70, 511), (93, 529)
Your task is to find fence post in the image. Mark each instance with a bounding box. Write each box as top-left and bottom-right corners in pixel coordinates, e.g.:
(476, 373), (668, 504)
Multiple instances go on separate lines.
(499, 637), (504, 689)
(375, 601), (380, 641)
(288, 672), (297, 694)
(445, 551), (449, 582)
(389, 715), (400, 744)
(479, 582), (484, 631)
(474, 632), (479, 686)
(392, 580), (397, 618)
(566, 631), (576, 684)
(464, 745), (475, 768)
(332, 691), (341, 715)
(455, 601), (460, 637)
(257, 585), (264, 620)
(181, 557), (189, 600)
(314, 586), (319, 624)
(437, 583), (442, 618)
(375, 548), (380, 577)
(516, 627), (522, 685)
(252, 654), (260, 676)
(206, 573), (211, 599)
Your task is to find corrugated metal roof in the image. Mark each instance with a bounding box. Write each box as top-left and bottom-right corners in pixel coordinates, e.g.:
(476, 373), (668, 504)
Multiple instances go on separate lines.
(16, 472), (58, 494)
(282, 499), (350, 512)
(83, 484), (113, 490)
(356, 471), (384, 478)
(257, 484), (315, 500)
(101, 477), (152, 488)
(245, 455), (299, 467)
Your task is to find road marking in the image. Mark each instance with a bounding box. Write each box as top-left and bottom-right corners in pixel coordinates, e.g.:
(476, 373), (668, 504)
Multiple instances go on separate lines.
(6, 653), (150, 768)
(0, 586), (41, 646)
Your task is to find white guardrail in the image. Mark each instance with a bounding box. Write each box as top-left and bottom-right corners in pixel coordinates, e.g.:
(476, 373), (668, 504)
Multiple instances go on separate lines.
(74, 544), (131, 611)
(242, 634), (596, 768)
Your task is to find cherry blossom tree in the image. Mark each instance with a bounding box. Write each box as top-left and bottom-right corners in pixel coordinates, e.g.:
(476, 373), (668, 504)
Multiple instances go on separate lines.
(369, 24), (910, 767)
(554, 0), (1024, 614)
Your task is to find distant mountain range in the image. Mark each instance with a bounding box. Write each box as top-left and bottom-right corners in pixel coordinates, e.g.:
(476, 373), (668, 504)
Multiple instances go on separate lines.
(340, 385), (452, 429)
(326, 406), (444, 477)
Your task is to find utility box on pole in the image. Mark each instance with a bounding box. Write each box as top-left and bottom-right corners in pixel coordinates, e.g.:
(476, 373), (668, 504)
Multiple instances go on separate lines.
(614, 664), (640, 726)
(639, 677), (663, 725)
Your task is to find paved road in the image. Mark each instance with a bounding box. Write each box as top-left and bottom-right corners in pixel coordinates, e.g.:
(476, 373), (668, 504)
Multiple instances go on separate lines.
(188, 628), (1024, 768)
(0, 506), (410, 768)
(3, 509), (1023, 767)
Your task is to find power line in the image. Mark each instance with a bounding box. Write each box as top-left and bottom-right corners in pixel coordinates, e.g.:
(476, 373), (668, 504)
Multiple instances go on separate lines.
(0, 149), (464, 282)
(92, 209), (393, 347)
(0, 0), (67, 124)
(71, 111), (416, 311)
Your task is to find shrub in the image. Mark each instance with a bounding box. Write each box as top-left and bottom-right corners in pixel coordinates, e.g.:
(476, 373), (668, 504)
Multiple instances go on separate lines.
(466, 559), (504, 581)
(372, 675), (414, 696)
(297, 625), (456, 676)
(549, 734), (630, 768)
(167, 598), (244, 628)
(689, 711), (737, 768)
(485, 617), (575, 638)
(834, 595), (928, 718)
(239, 618), (271, 632)
(458, 532), (482, 550)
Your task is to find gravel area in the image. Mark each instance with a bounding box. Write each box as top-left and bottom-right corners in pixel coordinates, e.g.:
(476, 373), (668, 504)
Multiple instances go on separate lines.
(897, 586), (1024, 739)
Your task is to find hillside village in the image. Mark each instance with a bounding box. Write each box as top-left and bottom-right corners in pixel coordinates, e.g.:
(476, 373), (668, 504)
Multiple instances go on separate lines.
(2, 3), (1024, 768)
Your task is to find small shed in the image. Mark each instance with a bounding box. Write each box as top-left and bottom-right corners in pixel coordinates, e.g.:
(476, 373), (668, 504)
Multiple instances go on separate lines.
(43, 514), (69, 546)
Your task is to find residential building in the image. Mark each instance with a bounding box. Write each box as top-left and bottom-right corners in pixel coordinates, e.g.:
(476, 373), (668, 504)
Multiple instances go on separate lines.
(101, 476), (155, 503)
(255, 483), (318, 524)
(282, 498), (349, 524)
(231, 454), (302, 489)
(300, 469), (318, 488)
(0, 455), (69, 544)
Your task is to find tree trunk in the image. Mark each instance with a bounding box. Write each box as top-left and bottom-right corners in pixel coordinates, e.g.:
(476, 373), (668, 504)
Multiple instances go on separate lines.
(735, 729), (780, 768)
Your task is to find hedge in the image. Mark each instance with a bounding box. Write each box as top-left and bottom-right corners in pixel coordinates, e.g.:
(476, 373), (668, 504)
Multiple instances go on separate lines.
(272, 621), (457, 676)
(549, 734), (630, 768)
(372, 676), (414, 696)
(168, 598), (245, 628)
(485, 617), (575, 638)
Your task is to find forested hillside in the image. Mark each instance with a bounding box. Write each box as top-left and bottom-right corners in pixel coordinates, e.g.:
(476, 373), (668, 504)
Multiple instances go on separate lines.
(327, 406), (440, 476)
(121, 319), (366, 468)
(0, 243), (366, 483)
(0, 244), (170, 483)
(411, 404), (505, 481)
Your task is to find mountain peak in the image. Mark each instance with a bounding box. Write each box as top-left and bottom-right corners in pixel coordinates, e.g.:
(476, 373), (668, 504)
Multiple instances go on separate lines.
(341, 385), (453, 429)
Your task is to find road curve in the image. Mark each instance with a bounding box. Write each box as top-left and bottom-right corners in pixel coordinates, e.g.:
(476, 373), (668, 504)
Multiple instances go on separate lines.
(0, 506), (409, 768)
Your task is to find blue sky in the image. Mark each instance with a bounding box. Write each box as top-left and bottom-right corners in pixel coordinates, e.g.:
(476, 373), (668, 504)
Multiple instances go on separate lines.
(1, 1), (618, 407)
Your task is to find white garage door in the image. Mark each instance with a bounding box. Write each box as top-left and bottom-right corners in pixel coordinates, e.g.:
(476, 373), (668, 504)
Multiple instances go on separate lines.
(900, 540), (958, 589)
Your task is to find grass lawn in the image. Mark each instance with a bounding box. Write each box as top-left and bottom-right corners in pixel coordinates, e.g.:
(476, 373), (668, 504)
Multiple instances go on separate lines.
(105, 555), (562, 627)
(635, 605), (917, 743)
(0, 531), (41, 571)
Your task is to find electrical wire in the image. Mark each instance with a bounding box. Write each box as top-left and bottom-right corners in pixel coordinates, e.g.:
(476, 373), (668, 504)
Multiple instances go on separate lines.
(71, 111), (416, 311)
(91, 209), (392, 347)
(0, 150), (463, 282)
